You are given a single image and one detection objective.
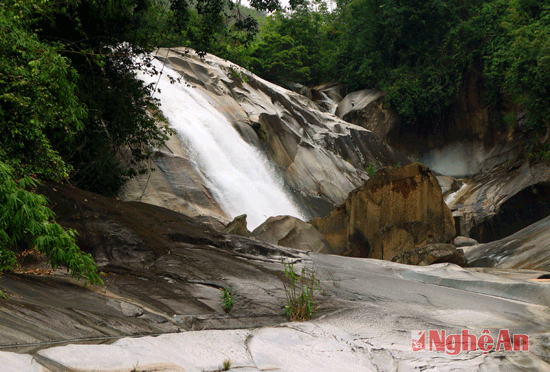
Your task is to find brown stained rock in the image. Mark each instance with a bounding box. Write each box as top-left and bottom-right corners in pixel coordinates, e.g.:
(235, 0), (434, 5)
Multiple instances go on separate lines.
(391, 244), (466, 266)
(309, 163), (455, 260)
(251, 215), (333, 253)
(222, 214), (251, 237)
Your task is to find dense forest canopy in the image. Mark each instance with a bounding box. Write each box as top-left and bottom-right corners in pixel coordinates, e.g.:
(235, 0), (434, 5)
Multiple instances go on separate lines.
(244, 0), (550, 157)
(1, 0), (549, 283)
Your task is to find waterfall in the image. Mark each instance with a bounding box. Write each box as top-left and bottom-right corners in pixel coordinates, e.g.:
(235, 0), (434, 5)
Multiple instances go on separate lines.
(139, 59), (305, 229)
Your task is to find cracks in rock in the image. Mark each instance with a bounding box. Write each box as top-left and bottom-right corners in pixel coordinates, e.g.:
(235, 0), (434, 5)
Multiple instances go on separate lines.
(32, 354), (78, 372)
(418, 293), (436, 308)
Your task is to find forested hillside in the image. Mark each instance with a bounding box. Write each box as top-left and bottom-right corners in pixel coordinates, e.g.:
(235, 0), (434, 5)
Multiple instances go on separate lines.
(244, 0), (550, 159)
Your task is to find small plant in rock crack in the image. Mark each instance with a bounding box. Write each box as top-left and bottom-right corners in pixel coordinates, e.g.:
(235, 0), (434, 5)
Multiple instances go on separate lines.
(201, 359), (232, 372)
(282, 261), (321, 321)
(131, 362), (145, 372)
(221, 287), (233, 314)
(366, 164), (377, 176)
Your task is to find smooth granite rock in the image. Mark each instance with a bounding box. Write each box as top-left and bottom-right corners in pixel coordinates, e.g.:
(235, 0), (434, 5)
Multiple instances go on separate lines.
(335, 89), (400, 143)
(2, 182), (550, 372)
(251, 215), (333, 253)
(450, 161), (550, 242)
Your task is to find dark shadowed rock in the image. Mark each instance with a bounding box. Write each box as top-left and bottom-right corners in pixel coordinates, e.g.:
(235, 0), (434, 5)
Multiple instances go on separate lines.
(466, 214), (550, 271)
(309, 163), (455, 259)
(391, 244), (466, 266)
(251, 215), (333, 253)
(449, 161), (550, 242)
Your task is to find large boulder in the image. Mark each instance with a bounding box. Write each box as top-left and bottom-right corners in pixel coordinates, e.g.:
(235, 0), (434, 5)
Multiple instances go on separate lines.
(251, 215), (333, 253)
(223, 214), (251, 236)
(309, 163), (455, 259)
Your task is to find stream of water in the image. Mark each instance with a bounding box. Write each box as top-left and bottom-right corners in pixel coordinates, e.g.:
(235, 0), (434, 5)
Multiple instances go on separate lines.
(139, 59), (304, 229)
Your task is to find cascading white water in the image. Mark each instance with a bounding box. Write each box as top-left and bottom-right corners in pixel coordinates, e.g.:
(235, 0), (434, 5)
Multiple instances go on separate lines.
(139, 59), (305, 229)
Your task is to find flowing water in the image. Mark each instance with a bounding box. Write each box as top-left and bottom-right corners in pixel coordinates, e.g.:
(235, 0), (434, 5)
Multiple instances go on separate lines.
(139, 59), (304, 229)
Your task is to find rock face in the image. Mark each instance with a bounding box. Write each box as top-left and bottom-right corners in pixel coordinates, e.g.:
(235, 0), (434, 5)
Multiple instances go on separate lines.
(251, 215), (333, 253)
(307, 82), (346, 113)
(335, 89), (400, 143)
(454, 236), (479, 247)
(466, 214), (550, 271)
(123, 48), (409, 225)
(310, 163), (455, 259)
(448, 161), (550, 242)
(391, 243), (466, 266)
(3, 183), (550, 372)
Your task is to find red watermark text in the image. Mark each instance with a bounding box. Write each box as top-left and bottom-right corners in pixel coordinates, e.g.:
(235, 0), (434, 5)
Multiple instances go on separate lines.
(411, 329), (529, 355)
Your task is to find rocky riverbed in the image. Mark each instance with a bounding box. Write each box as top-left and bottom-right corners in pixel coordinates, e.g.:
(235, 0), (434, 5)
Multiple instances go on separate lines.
(1, 182), (550, 371)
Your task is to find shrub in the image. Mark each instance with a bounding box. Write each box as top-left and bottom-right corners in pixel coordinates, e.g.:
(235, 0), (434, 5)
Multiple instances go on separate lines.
(282, 260), (321, 321)
(0, 161), (102, 287)
(221, 287), (233, 313)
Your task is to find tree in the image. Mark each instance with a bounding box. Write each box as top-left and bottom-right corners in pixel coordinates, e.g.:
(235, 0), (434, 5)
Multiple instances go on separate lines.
(0, 0), (86, 179)
(249, 32), (311, 84)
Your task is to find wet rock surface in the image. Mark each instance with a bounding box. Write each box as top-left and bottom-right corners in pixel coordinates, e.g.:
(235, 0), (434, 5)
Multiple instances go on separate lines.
(123, 48), (409, 222)
(310, 163), (455, 259)
(1, 184), (550, 371)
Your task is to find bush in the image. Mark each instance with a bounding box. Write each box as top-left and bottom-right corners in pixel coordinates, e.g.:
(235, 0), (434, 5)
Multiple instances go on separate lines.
(282, 260), (321, 321)
(221, 287), (233, 313)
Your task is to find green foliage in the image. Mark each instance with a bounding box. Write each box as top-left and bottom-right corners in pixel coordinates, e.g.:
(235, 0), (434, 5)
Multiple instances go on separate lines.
(476, 0), (550, 158)
(0, 0), (85, 180)
(249, 2), (338, 85)
(249, 33), (311, 84)
(201, 359), (232, 372)
(282, 260), (321, 321)
(334, 0), (482, 131)
(366, 164), (377, 176)
(0, 161), (102, 285)
(221, 359), (231, 371)
(221, 287), (233, 313)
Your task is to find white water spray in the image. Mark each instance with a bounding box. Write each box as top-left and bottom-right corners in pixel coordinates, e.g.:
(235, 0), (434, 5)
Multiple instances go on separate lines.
(139, 59), (305, 229)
